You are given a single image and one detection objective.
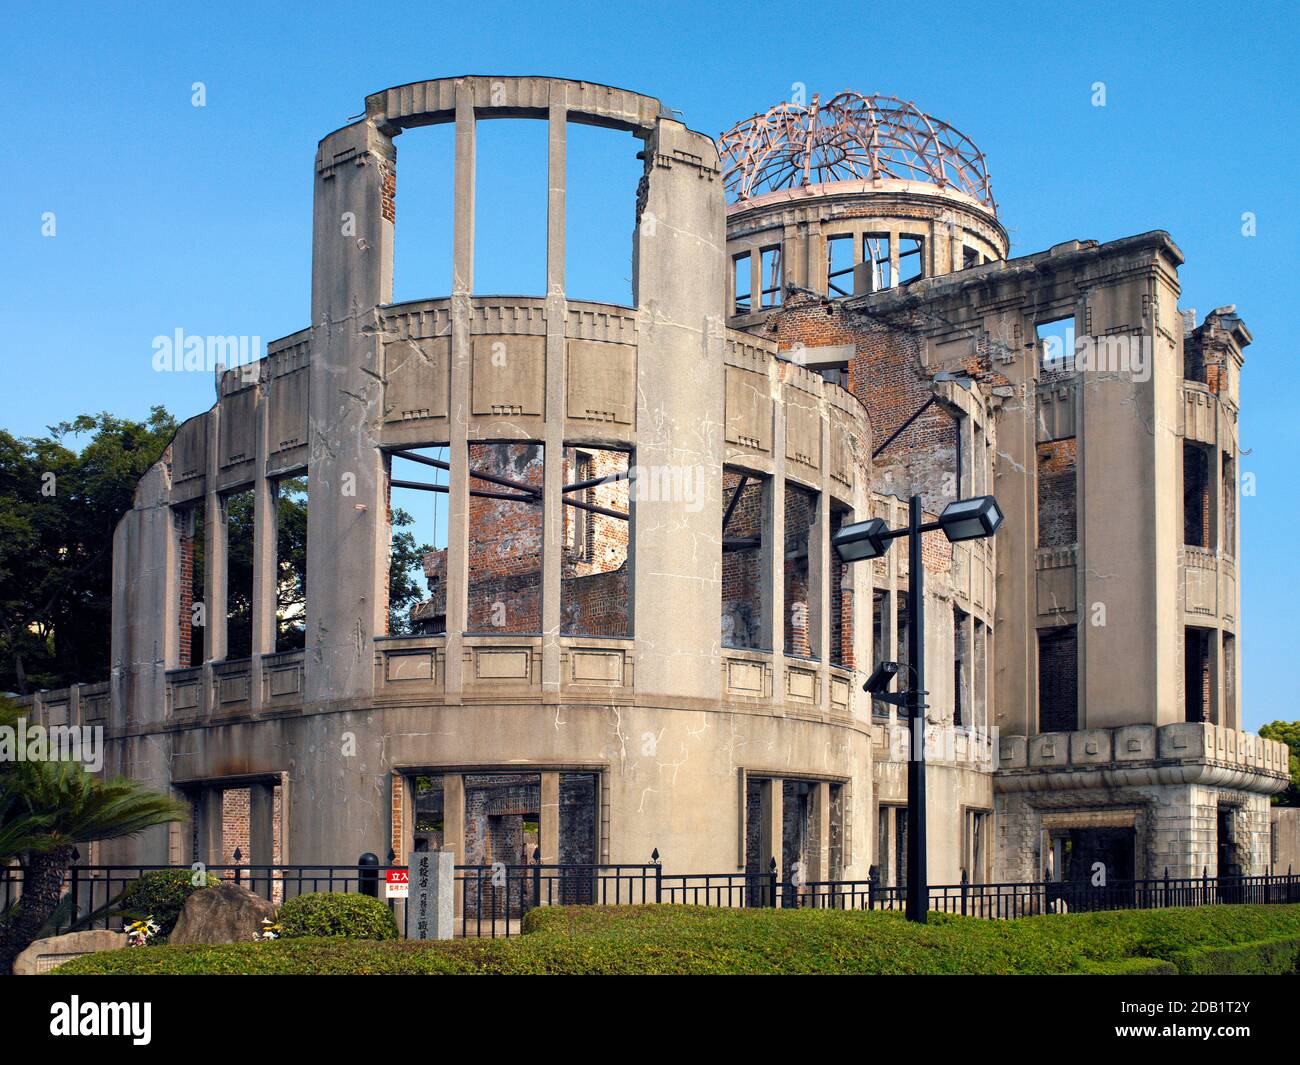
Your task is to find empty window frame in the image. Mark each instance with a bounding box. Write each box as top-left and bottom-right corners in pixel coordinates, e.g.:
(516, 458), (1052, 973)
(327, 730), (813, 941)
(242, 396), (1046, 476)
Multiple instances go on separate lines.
(1183, 443), (1213, 548)
(473, 119), (548, 296)
(274, 476), (308, 652)
(561, 446), (631, 638)
(1036, 317), (1077, 378)
(1222, 454), (1237, 556)
(962, 245), (981, 270)
(1036, 439), (1078, 550)
(386, 446), (448, 636)
(829, 507), (854, 668)
(871, 590), (889, 717)
(733, 251), (752, 315)
(897, 235), (925, 284)
(467, 442), (544, 633)
(973, 618), (988, 731)
(391, 123), (455, 305)
(760, 245), (782, 308)
(963, 808), (989, 884)
(1037, 625), (1078, 732)
(863, 234), (891, 292)
(223, 488), (255, 660)
(784, 484), (818, 659)
(953, 606), (970, 727)
(564, 120), (640, 306)
(826, 234), (855, 297)
(177, 504), (206, 668)
(1185, 626), (1214, 723)
(722, 470), (766, 650)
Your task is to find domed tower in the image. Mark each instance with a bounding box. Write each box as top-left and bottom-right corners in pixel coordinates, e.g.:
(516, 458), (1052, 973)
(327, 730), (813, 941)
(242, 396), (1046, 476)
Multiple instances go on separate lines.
(720, 92), (1007, 323)
(718, 93), (1007, 886)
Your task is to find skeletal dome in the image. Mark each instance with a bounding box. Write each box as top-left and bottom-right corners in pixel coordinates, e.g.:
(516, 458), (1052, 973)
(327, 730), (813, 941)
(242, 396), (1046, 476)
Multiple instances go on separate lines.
(719, 91), (995, 211)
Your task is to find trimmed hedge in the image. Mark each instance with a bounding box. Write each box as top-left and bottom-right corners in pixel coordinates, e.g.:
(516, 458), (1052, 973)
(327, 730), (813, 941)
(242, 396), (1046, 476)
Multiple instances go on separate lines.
(116, 869), (222, 938)
(52, 903), (1300, 975)
(1169, 935), (1300, 976)
(276, 892), (399, 941)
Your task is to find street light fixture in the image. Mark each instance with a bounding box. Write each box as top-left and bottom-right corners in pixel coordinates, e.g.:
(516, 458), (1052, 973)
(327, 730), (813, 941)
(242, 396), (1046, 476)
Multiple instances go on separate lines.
(832, 492), (1003, 923)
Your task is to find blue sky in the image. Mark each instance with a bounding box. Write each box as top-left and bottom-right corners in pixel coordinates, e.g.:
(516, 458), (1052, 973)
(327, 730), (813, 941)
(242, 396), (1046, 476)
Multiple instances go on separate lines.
(2, 1), (1296, 728)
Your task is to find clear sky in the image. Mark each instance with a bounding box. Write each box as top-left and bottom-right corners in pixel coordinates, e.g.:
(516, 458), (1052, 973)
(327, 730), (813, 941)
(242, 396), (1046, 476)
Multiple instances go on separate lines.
(2, 0), (1296, 729)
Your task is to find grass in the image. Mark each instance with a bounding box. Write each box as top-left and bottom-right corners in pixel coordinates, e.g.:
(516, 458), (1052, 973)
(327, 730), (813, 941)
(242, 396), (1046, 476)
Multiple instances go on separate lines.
(52, 903), (1300, 975)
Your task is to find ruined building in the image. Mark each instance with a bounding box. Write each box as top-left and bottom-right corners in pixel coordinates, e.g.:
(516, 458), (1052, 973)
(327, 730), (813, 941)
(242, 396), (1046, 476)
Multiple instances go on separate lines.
(28, 77), (1288, 892)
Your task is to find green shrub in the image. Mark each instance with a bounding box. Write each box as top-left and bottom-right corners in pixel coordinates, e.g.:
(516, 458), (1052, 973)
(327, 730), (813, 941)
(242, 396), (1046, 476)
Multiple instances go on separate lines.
(1075, 957), (1177, 975)
(1169, 935), (1300, 975)
(117, 869), (221, 938)
(276, 893), (398, 941)
(53, 903), (1300, 976)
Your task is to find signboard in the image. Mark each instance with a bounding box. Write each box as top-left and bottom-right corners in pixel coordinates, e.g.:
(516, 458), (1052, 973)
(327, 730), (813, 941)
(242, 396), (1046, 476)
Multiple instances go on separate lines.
(385, 867), (409, 899)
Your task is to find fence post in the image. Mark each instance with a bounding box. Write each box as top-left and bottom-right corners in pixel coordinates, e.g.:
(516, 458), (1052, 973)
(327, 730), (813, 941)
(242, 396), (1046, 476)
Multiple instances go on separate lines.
(652, 848), (662, 904)
(1042, 871), (1051, 916)
(69, 860), (80, 932)
(866, 866), (876, 911)
(960, 869), (968, 917)
(358, 852), (380, 898)
(1202, 865), (1210, 906)
(768, 857), (778, 909)
(1163, 867), (1169, 909)
(532, 846), (541, 909)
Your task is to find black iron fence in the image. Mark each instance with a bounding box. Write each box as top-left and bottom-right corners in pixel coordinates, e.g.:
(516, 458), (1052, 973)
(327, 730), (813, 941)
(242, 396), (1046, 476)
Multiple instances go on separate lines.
(4, 856), (1297, 940)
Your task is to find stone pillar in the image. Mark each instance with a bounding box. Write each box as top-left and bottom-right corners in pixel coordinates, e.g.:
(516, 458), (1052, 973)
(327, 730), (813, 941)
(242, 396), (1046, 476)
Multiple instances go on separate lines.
(541, 92), (567, 696)
(304, 116), (394, 705)
(760, 778), (783, 883)
(249, 388), (277, 705)
(442, 86), (476, 697)
(811, 781), (831, 882)
(196, 788), (223, 868)
(631, 118), (725, 703)
(443, 773), (466, 917)
(539, 771), (560, 865)
(110, 463), (177, 729)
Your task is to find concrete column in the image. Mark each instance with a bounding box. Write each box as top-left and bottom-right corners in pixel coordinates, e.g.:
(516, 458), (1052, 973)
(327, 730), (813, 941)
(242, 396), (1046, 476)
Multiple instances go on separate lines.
(304, 115), (394, 705)
(541, 93), (567, 696)
(196, 788), (223, 867)
(443, 773), (465, 862)
(249, 401), (276, 708)
(443, 772), (465, 917)
(539, 771), (560, 865)
(110, 461), (177, 729)
(811, 781), (831, 882)
(760, 778), (783, 882)
(249, 783), (276, 866)
(631, 119), (724, 703)
(204, 416), (226, 666)
(442, 87), (476, 697)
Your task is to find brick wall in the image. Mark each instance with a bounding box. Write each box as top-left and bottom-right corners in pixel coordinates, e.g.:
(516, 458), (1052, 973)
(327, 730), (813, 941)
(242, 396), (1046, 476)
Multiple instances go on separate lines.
(1036, 439), (1078, 549)
(1183, 443), (1211, 547)
(1038, 626), (1078, 732)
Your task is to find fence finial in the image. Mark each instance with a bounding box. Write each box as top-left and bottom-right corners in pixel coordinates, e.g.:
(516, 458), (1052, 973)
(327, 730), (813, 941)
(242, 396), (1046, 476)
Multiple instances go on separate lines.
(769, 856), (778, 872)
(651, 847), (660, 864)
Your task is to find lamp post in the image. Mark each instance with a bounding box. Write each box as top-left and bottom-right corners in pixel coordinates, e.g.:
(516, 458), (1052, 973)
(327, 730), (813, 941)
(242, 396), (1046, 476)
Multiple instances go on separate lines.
(833, 493), (1003, 922)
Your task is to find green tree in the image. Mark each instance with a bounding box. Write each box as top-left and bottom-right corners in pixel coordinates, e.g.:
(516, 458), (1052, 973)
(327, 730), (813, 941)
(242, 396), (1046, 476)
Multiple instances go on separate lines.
(387, 506), (432, 635)
(1259, 721), (1300, 806)
(0, 698), (186, 973)
(0, 407), (177, 693)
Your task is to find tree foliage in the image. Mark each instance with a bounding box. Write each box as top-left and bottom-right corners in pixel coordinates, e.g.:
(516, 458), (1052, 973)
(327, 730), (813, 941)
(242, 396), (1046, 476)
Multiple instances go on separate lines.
(1259, 720), (1300, 806)
(0, 407), (177, 693)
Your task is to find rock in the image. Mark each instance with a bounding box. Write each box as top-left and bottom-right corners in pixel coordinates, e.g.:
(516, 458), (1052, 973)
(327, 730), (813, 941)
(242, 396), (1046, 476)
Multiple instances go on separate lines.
(14, 929), (127, 975)
(168, 882), (277, 945)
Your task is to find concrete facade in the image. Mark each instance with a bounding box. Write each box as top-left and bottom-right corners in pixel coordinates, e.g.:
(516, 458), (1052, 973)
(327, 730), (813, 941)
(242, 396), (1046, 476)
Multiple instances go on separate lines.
(20, 76), (1289, 896)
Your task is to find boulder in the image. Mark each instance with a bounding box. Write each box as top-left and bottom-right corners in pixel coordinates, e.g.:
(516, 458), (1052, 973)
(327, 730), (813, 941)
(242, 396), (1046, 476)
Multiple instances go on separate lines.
(168, 882), (277, 945)
(14, 929), (127, 975)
